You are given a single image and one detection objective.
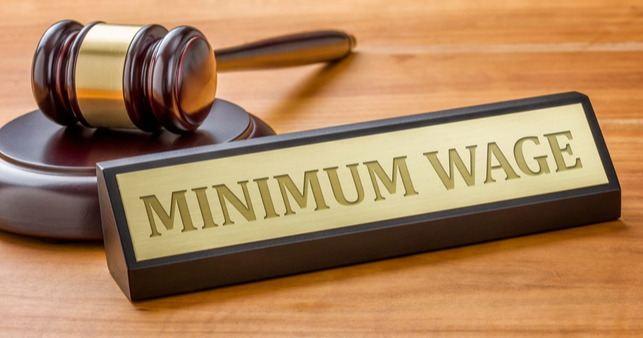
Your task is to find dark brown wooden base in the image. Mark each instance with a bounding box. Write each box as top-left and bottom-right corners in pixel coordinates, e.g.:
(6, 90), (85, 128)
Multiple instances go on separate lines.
(0, 99), (275, 240)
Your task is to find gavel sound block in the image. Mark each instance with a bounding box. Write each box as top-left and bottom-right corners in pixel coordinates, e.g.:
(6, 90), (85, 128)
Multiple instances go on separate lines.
(0, 21), (356, 240)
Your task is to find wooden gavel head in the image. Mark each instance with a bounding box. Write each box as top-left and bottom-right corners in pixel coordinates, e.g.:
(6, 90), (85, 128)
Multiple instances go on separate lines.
(32, 20), (356, 134)
(32, 20), (217, 133)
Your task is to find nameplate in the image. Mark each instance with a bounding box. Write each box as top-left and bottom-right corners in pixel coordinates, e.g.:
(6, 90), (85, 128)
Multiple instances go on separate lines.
(97, 92), (620, 301)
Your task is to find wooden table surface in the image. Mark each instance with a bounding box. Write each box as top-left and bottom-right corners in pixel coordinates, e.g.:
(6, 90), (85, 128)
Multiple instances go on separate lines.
(1, 1), (642, 336)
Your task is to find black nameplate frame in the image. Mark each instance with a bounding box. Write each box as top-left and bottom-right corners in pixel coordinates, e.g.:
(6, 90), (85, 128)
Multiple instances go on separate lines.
(97, 92), (620, 301)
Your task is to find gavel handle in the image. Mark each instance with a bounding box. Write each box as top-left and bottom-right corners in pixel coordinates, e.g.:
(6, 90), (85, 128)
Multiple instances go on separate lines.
(213, 30), (356, 72)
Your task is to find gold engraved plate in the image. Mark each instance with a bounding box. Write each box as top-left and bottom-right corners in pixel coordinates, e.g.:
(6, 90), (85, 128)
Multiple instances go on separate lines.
(116, 103), (609, 261)
(75, 23), (142, 129)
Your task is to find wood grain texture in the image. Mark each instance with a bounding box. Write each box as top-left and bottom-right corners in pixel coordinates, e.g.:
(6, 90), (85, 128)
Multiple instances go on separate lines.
(0, 0), (642, 336)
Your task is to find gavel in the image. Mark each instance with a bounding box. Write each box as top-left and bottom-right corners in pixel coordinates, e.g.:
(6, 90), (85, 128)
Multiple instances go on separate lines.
(32, 20), (356, 133)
